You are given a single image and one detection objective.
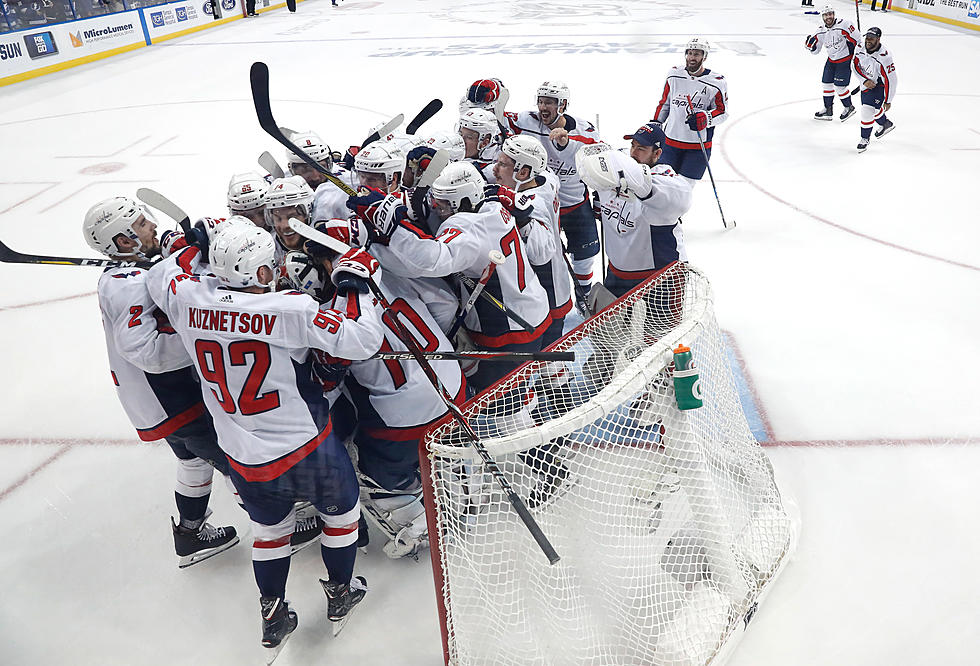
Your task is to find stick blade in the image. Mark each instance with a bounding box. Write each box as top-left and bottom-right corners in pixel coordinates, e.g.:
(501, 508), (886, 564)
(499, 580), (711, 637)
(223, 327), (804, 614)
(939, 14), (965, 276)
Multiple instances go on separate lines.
(406, 98), (443, 135)
(250, 61), (275, 132)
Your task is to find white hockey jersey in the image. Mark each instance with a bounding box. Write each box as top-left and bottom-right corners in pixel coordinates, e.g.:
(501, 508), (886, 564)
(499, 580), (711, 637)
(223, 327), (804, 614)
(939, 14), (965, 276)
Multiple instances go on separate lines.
(97, 266), (205, 441)
(383, 200), (551, 348)
(652, 67), (729, 149)
(341, 272), (464, 441)
(505, 111), (601, 207)
(593, 153), (692, 279)
(145, 247), (384, 476)
(809, 18), (859, 63)
(312, 167), (358, 224)
(520, 172), (573, 320)
(852, 45), (898, 104)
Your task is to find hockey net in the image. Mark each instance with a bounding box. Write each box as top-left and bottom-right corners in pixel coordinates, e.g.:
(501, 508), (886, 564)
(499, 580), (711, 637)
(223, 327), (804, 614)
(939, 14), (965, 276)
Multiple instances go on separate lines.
(419, 262), (795, 666)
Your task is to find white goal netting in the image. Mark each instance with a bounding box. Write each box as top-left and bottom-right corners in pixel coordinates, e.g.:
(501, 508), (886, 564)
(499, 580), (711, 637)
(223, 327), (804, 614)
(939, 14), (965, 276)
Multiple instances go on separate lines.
(420, 263), (795, 666)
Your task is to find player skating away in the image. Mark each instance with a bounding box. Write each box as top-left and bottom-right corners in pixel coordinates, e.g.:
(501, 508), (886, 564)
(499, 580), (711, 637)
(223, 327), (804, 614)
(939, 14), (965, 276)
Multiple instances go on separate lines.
(506, 81), (601, 294)
(144, 222), (385, 655)
(348, 161), (551, 392)
(82, 197), (239, 568)
(283, 221), (465, 559)
(852, 27), (897, 153)
(651, 37), (728, 187)
(805, 5), (859, 121)
(492, 135), (569, 348)
(577, 123), (692, 299)
(227, 172), (271, 229)
(459, 107), (502, 183)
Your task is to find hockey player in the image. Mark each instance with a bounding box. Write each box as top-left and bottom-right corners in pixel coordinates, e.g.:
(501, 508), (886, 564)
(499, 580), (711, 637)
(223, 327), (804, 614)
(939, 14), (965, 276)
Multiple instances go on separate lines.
(348, 161), (551, 392)
(577, 123), (692, 298)
(227, 172), (270, 229)
(284, 221), (465, 559)
(459, 107), (502, 182)
(652, 37), (728, 187)
(263, 175), (316, 261)
(286, 130), (358, 223)
(82, 197), (239, 568)
(355, 140), (407, 193)
(852, 27), (897, 153)
(145, 222), (385, 653)
(805, 5), (859, 121)
(492, 135), (568, 347)
(506, 81), (601, 293)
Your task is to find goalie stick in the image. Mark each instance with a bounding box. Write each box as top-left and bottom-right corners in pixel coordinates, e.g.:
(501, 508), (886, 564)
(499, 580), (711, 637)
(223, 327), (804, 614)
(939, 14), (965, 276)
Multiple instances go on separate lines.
(289, 217), (562, 565)
(0, 238), (153, 268)
(685, 94), (734, 230)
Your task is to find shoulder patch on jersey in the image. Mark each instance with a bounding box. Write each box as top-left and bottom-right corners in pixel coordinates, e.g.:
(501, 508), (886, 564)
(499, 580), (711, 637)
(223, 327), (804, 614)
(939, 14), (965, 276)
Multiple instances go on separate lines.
(110, 270), (143, 280)
(714, 75), (724, 80)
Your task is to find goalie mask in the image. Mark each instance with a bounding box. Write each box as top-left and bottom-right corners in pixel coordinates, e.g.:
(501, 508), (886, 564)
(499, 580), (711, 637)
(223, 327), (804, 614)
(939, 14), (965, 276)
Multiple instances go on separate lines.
(82, 196), (159, 258)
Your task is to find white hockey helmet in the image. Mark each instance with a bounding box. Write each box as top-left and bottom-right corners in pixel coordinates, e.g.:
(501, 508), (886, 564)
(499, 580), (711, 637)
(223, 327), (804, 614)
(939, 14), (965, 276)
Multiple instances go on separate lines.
(820, 4), (835, 16)
(423, 130), (466, 162)
(502, 135), (548, 179)
(387, 132), (424, 155)
(355, 140), (407, 188)
(458, 108), (501, 141)
(430, 161), (485, 216)
(263, 175), (315, 227)
(686, 37), (710, 59)
(536, 80), (569, 111)
(209, 223), (277, 290)
(82, 196), (156, 258)
(280, 250), (325, 297)
(287, 131), (333, 167)
(227, 172), (269, 213)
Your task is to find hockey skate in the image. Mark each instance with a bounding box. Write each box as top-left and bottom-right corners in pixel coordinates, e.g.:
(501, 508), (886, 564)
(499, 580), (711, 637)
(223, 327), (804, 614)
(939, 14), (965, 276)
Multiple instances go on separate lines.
(321, 576), (368, 636)
(813, 107), (834, 121)
(290, 504), (323, 554)
(839, 105), (856, 122)
(171, 517), (239, 568)
(857, 138), (869, 153)
(260, 596), (298, 664)
(874, 119), (895, 139)
(383, 522), (428, 560)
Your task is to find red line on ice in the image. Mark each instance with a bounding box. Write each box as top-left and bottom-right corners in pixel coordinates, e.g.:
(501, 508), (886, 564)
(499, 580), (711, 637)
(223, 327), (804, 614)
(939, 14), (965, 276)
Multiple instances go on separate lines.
(0, 291), (95, 311)
(0, 444), (73, 502)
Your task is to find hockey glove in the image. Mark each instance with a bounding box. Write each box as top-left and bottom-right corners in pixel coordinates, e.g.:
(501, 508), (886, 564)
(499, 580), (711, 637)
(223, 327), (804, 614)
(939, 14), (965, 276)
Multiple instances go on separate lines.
(805, 35), (818, 52)
(342, 145), (360, 171)
(331, 247), (381, 294)
(183, 216), (227, 263)
(346, 188), (409, 245)
(484, 184), (534, 229)
(406, 146), (438, 181)
(311, 348), (352, 393)
(686, 110), (710, 132)
(160, 230), (188, 259)
(303, 219), (351, 261)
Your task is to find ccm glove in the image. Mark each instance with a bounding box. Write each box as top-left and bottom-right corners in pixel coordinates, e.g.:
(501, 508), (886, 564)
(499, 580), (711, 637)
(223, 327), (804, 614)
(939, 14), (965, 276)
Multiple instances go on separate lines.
(310, 349), (352, 393)
(160, 230), (188, 259)
(330, 247), (381, 294)
(346, 187), (409, 244)
(686, 110), (710, 132)
(805, 34), (818, 52)
(484, 184), (534, 228)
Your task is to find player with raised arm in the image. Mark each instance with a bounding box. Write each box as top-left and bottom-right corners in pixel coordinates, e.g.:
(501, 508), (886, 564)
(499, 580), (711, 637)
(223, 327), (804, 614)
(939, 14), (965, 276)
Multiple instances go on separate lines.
(651, 37), (728, 187)
(491, 135), (568, 347)
(227, 172), (270, 229)
(458, 77), (509, 116)
(805, 5), (859, 121)
(144, 222), (385, 656)
(82, 197), (239, 568)
(506, 81), (601, 294)
(459, 107), (502, 182)
(852, 26), (897, 153)
(577, 123), (692, 298)
(348, 161), (551, 392)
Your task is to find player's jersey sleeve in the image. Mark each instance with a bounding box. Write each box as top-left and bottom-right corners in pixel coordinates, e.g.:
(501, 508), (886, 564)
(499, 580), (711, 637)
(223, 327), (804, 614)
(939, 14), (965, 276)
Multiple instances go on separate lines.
(843, 21), (859, 53)
(517, 185), (557, 266)
(880, 51), (897, 103)
(384, 213), (486, 278)
(641, 165), (693, 224)
(291, 290), (384, 361)
(653, 73), (673, 123)
(312, 180), (353, 223)
(808, 27), (827, 56)
(145, 245), (204, 321)
(707, 74), (729, 126)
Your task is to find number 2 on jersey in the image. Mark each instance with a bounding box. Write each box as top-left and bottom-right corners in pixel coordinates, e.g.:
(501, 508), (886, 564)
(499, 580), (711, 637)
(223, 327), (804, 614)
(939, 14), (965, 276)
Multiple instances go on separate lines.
(194, 340), (280, 415)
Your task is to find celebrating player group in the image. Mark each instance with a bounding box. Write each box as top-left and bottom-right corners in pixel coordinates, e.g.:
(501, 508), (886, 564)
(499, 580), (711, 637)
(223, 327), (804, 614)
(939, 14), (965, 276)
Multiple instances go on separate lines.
(71, 37), (724, 660)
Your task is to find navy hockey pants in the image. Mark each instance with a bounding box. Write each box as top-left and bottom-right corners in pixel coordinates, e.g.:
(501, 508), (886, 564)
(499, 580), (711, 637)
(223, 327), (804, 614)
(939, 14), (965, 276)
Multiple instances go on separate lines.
(166, 409), (230, 476)
(659, 145), (711, 181)
(559, 198), (600, 261)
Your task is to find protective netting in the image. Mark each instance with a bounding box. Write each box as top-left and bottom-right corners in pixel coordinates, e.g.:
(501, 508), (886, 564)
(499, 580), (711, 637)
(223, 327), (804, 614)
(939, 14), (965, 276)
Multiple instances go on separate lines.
(421, 263), (794, 666)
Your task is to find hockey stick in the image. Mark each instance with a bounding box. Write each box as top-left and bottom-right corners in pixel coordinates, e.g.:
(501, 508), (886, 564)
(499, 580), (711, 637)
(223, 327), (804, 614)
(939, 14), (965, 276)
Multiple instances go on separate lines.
(854, 0), (861, 31)
(373, 350), (574, 362)
(250, 62), (358, 197)
(405, 99), (443, 135)
(359, 113), (405, 149)
(685, 95), (733, 230)
(454, 273), (535, 333)
(288, 218), (561, 565)
(493, 86), (511, 138)
(0, 238), (152, 269)
(286, 0), (295, 12)
(559, 244), (593, 319)
(447, 250), (505, 339)
(137, 188), (191, 233)
(258, 151), (286, 179)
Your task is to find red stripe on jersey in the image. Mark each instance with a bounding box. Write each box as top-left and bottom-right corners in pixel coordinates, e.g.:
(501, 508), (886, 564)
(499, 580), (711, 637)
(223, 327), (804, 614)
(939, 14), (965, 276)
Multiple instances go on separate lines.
(111, 370), (119, 386)
(136, 402), (206, 442)
(609, 263), (663, 281)
(829, 55), (851, 64)
(559, 198), (589, 214)
(881, 69), (890, 102)
(711, 90), (726, 118)
(568, 134), (597, 145)
(228, 420), (333, 483)
(362, 379), (466, 441)
(345, 294), (361, 320)
(468, 313), (552, 348)
(400, 220), (434, 239)
(254, 536), (291, 549)
(551, 298), (574, 319)
(854, 58), (871, 81)
(653, 80), (671, 121)
(176, 246), (199, 275)
(665, 137), (712, 150)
